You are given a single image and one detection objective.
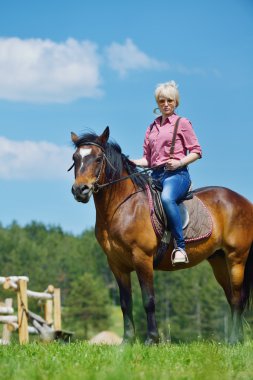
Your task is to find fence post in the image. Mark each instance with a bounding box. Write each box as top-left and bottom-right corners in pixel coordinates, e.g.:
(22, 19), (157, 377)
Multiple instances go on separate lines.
(2, 298), (13, 344)
(44, 284), (54, 326)
(53, 288), (61, 331)
(17, 279), (29, 344)
(44, 299), (53, 326)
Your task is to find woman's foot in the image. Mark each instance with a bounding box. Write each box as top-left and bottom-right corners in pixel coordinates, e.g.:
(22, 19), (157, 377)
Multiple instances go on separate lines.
(171, 247), (189, 265)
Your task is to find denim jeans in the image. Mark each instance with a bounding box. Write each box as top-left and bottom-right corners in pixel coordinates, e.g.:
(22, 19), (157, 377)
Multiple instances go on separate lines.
(151, 167), (191, 249)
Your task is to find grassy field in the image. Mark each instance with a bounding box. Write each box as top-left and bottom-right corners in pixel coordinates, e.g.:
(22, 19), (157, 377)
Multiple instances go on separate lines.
(0, 341), (253, 380)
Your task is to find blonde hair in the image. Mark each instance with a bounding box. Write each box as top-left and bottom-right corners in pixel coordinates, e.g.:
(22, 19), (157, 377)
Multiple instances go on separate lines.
(154, 80), (180, 107)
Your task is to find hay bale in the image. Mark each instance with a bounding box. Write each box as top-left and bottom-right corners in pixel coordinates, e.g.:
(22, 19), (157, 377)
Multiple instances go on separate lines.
(89, 331), (122, 345)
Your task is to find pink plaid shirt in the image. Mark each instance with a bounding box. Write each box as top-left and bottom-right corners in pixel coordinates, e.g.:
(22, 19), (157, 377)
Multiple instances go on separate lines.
(143, 113), (202, 167)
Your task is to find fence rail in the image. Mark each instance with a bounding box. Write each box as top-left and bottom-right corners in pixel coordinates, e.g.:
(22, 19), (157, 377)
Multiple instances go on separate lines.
(0, 276), (62, 344)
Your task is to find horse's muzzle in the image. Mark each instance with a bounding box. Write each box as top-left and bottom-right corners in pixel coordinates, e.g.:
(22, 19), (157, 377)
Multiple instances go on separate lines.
(71, 183), (93, 203)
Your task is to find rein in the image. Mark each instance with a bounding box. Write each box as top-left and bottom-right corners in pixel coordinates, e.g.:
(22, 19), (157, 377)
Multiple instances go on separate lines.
(92, 117), (182, 192)
(93, 164), (162, 192)
(69, 141), (164, 193)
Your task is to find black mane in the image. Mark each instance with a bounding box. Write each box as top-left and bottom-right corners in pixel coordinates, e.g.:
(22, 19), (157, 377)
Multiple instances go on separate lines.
(73, 131), (149, 191)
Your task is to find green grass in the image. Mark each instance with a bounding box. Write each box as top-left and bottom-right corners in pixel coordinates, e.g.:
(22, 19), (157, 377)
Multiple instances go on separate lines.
(0, 341), (253, 380)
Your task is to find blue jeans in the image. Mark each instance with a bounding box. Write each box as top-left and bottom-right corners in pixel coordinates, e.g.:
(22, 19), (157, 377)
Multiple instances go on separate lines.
(152, 167), (191, 249)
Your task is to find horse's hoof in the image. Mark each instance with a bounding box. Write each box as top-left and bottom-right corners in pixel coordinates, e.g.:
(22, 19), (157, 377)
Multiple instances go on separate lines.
(144, 336), (159, 346)
(228, 337), (244, 345)
(121, 337), (136, 345)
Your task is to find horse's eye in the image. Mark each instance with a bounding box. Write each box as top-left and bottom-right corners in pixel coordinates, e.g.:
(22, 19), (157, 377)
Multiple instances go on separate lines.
(96, 157), (103, 163)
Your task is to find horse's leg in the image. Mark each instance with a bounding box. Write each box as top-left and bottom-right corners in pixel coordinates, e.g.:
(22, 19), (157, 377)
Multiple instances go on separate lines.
(133, 253), (159, 345)
(110, 265), (135, 343)
(226, 251), (248, 344)
(208, 251), (235, 343)
(208, 250), (245, 343)
(207, 251), (232, 304)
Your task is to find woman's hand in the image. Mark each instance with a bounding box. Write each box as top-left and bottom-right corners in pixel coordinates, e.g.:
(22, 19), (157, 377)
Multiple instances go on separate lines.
(165, 153), (200, 171)
(165, 159), (182, 171)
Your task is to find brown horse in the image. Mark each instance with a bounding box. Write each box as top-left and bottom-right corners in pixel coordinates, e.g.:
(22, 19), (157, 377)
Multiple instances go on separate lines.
(70, 127), (253, 344)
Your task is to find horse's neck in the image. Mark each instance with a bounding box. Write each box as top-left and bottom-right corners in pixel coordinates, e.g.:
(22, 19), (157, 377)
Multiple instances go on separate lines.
(93, 174), (139, 225)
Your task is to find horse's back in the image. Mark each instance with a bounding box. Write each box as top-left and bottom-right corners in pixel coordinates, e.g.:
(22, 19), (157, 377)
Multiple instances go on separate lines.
(194, 186), (253, 246)
(194, 186), (252, 207)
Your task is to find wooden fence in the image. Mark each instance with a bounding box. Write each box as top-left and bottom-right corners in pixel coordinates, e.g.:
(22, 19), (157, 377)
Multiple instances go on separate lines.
(0, 276), (63, 344)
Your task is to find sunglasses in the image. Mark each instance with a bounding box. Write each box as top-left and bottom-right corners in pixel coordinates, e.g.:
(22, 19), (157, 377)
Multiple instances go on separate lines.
(158, 98), (175, 105)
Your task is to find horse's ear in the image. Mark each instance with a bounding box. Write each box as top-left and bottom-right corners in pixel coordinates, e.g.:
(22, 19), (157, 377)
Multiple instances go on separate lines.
(99, 126), (110, 145)
(71, 132), (79, 144)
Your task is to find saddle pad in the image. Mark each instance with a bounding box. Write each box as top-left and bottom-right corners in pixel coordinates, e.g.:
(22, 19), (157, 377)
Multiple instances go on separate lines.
(183, 196), (213, 243)
(146, 184), (213, 243)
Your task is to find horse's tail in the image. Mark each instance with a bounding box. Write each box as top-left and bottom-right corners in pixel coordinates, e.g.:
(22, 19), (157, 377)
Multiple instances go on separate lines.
(241, 242), (253, 311)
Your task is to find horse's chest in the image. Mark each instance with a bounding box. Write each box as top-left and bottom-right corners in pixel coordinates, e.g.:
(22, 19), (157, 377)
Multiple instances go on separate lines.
(96, 229), (132, 265)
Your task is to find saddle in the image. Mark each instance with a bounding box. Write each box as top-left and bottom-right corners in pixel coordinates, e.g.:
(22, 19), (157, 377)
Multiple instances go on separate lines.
(150, 178), (193, 232)
(146, 179), (213, 268)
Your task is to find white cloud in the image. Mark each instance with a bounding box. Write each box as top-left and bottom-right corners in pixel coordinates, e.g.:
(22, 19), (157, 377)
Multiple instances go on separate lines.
(0, 37), (217, 103)
(0, 37), (102, 103)
(105, 38), (169, 76)
(0, 136), (73, 180)
(171, 64), (221, 77)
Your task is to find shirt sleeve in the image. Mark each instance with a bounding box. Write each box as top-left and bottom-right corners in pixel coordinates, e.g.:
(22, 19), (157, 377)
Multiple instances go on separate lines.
(143, 125), (152, 166)
(180, 118), (202, 158)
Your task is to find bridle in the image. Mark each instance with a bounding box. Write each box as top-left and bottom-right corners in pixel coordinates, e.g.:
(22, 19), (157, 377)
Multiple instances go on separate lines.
(68, 142), (117, 194)
(68, 141), (162, 194)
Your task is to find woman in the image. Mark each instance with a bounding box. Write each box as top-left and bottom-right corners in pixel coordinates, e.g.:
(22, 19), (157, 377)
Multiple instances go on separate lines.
(132, 81), (202, 264)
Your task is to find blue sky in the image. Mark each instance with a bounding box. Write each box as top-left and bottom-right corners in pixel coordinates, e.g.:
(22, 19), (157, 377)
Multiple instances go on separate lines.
(0, 0), (252, 235)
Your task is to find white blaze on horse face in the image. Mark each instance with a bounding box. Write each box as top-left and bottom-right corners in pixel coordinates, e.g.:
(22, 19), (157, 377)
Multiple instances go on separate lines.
(79, 148), (92, 170)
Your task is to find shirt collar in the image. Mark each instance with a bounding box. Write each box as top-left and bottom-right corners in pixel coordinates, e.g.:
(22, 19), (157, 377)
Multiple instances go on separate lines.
(154, 112), (177, 126)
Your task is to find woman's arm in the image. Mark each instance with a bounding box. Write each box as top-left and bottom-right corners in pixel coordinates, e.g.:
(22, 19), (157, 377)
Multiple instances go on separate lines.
(130, 157), (149, 167)
(166, 153), (200, 171)
(165, 118), (202, 171)
(180, 152), (200, 167)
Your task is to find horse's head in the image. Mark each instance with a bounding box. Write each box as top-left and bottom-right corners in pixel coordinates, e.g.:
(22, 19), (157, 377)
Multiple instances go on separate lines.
(70, 127), (110, 203)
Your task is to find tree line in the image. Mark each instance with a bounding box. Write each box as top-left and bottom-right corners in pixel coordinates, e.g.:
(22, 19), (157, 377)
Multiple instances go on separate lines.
(0, 221), (252, 342)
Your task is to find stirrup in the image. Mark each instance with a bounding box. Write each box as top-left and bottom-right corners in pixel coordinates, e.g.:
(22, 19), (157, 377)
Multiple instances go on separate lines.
(171, 247), (189, 265)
